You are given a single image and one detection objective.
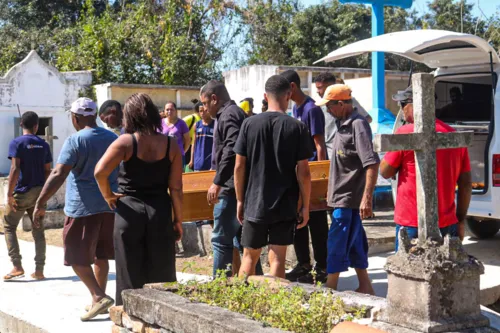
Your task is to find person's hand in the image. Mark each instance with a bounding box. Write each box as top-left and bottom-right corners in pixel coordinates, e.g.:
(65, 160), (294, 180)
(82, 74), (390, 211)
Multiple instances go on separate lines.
(458, 220), (465, 241)
(237, 200), (244, 225)
(7, 195), (17, 212)
(297, 207), (309, 229)
(207, 183), (221, 205)
(104, 192), (126, 210)
(32, 205), (46, 229)
(359, 195), (373, 220)
(173, 221), (183, 242)
(188, 161), (194, 170)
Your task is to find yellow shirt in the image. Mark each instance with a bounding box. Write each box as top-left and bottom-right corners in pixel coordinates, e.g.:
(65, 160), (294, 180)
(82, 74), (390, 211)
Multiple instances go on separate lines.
(183, 113), (201, 144)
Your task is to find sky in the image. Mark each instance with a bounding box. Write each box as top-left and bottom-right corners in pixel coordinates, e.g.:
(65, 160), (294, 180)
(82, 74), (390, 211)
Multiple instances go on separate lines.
(300, 0), (500, 17)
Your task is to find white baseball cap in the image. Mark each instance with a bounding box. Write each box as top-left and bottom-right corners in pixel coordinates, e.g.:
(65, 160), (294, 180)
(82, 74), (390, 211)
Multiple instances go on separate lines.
(69, 97), (97, 116)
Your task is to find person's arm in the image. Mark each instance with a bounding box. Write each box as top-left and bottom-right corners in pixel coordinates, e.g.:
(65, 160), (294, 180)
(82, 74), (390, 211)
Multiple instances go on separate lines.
(456, 149), (473, 240)
(234, 154), (246, 224)
(353, 119), (380, 219)
(209, 112), (242, 204)
(44, 163), (51, 181)
(296, 159), (311, 229)
(360, 163), (379, 219)
(309, 106), (327, 161)
(379, 159), (398, 179)
(183, 132), (191, 153)
(189, 131), (196, 170)
(313, 134), (327, 161)
(7, 158), (21, 211)
(36, 164), (72, 208)
(95, 137), (128, 209)
(44, 144), (53, 180)
(168, 139), (184, 241)
(33, 163), (72, 228)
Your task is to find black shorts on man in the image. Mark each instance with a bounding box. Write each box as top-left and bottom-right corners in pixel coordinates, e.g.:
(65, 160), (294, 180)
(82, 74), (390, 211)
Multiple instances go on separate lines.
(241, 220), (295, 249)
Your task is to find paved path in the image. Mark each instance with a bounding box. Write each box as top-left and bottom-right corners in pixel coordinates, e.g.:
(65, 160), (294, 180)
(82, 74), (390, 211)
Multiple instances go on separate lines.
(338, 234), (500, 305)
(0, 236), (204, 333)
(1, 231), (499, 333)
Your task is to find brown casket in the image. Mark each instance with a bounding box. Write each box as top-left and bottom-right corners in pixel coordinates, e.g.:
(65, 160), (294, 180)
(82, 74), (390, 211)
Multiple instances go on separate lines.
(181, 161), (330, 222)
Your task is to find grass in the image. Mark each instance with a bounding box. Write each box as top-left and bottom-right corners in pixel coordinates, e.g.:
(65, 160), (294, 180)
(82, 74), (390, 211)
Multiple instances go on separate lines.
(170, 273), (365, 333)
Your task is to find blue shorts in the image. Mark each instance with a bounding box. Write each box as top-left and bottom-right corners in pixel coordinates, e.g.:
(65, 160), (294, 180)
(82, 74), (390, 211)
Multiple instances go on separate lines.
(327, 208), (369, 274)
(395, 224), (458, 251)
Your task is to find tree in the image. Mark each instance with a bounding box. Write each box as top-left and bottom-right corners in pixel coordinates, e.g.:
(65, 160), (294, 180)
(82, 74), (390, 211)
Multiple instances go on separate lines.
(0, 0), (239, 86)
(241, 0), (300, 65)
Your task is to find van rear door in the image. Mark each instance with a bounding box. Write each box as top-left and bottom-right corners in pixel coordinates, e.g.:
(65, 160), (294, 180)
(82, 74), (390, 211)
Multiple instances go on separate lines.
(315, 30), (500, 68)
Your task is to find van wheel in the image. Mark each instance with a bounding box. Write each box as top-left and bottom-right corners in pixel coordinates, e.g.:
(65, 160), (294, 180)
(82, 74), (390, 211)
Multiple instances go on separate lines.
(466, 218), (500, 239)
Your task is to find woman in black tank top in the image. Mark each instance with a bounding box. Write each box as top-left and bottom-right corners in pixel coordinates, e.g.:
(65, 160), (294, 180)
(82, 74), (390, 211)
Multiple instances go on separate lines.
(95, 93), (183, 306)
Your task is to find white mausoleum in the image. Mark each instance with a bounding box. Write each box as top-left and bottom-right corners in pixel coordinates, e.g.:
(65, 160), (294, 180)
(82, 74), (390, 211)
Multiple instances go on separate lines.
(0, 51), (92, 175)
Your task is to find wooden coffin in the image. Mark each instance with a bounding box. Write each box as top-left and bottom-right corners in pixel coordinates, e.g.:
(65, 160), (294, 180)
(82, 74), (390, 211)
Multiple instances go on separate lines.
(181, 161), (330, 222)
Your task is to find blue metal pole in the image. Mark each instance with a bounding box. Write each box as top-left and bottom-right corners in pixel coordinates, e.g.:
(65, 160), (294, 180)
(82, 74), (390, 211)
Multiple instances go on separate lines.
(371, 1), (385, 132)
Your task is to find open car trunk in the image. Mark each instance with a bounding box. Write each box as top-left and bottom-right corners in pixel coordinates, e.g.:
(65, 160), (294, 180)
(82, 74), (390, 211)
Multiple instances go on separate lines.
(316, 29), (499, 198)
(435, 73), (494, 192)
(391, 72), (495, 195)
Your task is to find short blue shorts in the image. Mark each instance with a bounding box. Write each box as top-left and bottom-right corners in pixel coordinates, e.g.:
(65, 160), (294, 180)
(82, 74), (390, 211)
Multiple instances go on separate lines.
(327, 208), (369, 274)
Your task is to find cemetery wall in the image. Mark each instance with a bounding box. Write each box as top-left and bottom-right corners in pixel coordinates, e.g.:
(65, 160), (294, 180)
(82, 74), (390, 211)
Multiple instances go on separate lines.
(94, 83), (201, 118)
(223, 65), (409, 116)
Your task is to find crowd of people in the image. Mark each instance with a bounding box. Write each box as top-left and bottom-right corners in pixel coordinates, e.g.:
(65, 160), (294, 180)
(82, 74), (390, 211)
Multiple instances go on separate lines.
(2, 69), (471, 321)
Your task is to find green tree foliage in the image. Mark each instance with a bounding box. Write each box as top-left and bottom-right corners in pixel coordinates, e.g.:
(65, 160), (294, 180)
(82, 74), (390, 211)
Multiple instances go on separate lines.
(243, 0), (498, 70)
(0, 0), (238, 85)
(242, 0), (301, 65)
(0, 0), (498, 84)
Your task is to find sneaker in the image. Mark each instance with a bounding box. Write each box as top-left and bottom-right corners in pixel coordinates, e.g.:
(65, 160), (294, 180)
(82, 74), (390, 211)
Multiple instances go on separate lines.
(297, 266), (328, 284)
(285, 264), (312, 282)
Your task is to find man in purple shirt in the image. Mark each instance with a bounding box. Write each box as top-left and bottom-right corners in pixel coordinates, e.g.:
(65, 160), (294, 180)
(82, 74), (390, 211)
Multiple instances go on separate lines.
(280, 70), (329, 284)
(3, 111), (52, 281)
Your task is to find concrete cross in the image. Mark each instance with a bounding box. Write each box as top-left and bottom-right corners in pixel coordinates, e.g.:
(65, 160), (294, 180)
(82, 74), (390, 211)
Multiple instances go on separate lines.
(41, 126), (58, 142)
(373, 73), (473, 244)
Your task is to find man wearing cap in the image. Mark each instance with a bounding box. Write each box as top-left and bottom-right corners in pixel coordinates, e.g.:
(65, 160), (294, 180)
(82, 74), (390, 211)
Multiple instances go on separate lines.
(99, 100), (124, 136)
(380, 86), (472, 248)
(34, 97), (118, 321)
(316, 84), (378, 294)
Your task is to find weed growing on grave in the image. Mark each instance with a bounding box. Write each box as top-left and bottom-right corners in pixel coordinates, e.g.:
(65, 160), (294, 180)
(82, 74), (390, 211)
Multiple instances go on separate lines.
(174, 272), (365, 333)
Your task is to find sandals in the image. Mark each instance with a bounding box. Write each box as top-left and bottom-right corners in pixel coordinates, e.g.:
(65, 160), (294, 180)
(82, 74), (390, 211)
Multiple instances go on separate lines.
(80, 296), (114, 321)
(84, 304), (109, 314)
(3, 272), (25, 281)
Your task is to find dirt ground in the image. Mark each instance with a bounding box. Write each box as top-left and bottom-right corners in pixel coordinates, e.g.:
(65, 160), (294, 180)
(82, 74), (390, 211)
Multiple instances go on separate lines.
(15, 228), (217, 276)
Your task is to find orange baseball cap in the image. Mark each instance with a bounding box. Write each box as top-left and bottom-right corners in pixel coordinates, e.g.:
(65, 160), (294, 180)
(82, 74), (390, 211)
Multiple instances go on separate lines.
(316, 84), (352, 106)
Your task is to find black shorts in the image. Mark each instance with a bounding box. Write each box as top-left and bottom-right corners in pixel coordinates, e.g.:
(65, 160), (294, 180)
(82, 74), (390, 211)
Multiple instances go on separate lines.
(241, 220), (295, 249)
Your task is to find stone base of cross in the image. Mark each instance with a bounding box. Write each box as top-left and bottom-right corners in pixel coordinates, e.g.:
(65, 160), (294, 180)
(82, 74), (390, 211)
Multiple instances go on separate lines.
(372, 73), (498, 332)
(373, 73), (471, 244)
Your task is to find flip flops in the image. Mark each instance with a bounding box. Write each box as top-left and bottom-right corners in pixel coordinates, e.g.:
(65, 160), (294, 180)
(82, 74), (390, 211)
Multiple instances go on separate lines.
(3, 272), (25, 281)
(80, 296), (114, 322)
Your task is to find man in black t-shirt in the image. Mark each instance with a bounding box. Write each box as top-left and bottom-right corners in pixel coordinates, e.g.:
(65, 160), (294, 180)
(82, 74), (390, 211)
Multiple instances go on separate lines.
(234, 75), (313, 278)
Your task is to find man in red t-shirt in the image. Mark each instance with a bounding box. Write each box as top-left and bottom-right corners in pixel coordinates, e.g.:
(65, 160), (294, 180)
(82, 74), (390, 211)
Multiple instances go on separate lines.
(380, 86), (472, 250)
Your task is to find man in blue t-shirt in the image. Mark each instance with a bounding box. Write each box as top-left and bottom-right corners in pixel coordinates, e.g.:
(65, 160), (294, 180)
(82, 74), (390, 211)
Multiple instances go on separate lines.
(3, 111), (52, 282)
(189, 104), (214, 171)
(280, 70), (329, 284)
(34, 97), (118, 321)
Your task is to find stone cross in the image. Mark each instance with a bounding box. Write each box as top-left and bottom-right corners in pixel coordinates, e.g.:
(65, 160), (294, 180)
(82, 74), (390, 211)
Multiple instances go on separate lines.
(41, 126), (58, 143)
(373, 73), (473, 244)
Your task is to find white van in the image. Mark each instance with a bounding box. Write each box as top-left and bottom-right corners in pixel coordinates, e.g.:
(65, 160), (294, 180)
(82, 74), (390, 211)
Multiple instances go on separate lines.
(318, 30), (500, 238)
